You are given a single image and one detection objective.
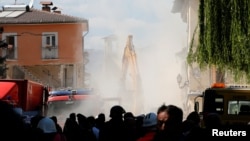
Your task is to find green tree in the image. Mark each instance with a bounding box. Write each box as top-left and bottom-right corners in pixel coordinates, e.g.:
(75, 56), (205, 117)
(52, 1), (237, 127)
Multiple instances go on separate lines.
(188, 0), (250, 82)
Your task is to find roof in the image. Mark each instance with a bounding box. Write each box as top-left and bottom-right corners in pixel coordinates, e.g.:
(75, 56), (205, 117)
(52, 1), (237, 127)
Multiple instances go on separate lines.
(49, 89), (93, 96)
(0, 8), (88, 24)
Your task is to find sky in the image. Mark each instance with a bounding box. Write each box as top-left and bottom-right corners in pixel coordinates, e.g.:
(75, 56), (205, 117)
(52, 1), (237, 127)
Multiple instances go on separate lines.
(0, 0), (189, 116)
(0, 0), (186, 50)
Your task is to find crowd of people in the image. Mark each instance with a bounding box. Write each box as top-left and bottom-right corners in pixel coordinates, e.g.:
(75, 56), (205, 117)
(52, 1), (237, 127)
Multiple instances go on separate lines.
(0, 100), (249, 141)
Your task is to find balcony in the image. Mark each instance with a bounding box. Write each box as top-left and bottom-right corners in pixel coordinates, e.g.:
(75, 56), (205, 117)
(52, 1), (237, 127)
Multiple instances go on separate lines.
(42, 45), (58, 59)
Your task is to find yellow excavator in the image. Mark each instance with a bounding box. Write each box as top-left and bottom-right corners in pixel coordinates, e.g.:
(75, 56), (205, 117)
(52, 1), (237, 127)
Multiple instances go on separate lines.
(121, 35), (143, 114)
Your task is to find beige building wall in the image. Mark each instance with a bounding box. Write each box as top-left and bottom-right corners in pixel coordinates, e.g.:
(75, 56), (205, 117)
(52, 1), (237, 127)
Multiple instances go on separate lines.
(173, 0), (213, 115)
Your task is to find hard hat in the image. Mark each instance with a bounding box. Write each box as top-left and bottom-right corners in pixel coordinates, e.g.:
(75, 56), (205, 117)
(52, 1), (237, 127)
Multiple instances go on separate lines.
(109, 105), (125, 118)
(37, 117), (57, 133)
(143, 112), (157, 127)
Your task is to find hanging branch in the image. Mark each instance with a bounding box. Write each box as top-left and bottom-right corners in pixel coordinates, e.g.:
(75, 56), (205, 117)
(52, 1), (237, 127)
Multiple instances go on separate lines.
(188, 0), (250, 82)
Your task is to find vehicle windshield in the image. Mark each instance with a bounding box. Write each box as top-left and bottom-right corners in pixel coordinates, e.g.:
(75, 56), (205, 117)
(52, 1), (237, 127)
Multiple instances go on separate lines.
(228, 100), (250, 115)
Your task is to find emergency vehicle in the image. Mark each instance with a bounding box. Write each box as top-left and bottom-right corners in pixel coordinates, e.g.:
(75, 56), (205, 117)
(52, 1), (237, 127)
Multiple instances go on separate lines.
(0, 79), (48, 120)
(0, 79), (103, 126)
(46, 88), (102, 126)
(194, 83), (250, 126)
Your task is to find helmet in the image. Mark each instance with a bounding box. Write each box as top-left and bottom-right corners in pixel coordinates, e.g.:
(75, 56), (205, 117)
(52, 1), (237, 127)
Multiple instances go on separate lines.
(37, 117), (57, 133)
(109, 105), (126, 118)
(143, 112), (157, 127)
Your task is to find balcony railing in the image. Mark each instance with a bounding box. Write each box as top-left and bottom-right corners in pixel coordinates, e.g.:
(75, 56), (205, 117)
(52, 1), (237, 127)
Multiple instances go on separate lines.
(1, 45), (59, 60)
(42, 45), (58, 59)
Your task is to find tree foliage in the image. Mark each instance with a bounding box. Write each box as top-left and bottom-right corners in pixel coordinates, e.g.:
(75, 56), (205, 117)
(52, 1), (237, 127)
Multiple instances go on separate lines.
(187, 0), (250, 82)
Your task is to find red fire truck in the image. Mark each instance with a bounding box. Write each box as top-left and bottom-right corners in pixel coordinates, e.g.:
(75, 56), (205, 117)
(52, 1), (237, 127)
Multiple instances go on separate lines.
(0, 79), (103, 126)
(46, 88), (102, 126)
(0, 79), (48, 120)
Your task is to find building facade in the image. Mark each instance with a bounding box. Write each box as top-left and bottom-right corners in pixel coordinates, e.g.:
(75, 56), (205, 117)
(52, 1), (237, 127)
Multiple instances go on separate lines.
(0, 1), (89, 89)
(172, 0), (214, 114)
(172, 0), (245, 114)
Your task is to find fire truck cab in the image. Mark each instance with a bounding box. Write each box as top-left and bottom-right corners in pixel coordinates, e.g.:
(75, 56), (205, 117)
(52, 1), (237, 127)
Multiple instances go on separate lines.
(46, 88), (102, 126)
(194, 83), (250, 126)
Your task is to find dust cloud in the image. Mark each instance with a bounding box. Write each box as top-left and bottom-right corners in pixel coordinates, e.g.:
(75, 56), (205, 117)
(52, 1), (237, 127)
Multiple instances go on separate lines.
(82, 0), (188, 118)
(0, 0), (188, 121)
(85, 34), (186, 118)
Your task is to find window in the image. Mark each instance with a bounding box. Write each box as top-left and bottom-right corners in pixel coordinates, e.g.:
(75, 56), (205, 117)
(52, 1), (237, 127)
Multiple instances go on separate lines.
(228, 100), (250, 115)
(42, 32), (58, 59)
(1, 33), (17, 59)
(45, 35), (56, 47)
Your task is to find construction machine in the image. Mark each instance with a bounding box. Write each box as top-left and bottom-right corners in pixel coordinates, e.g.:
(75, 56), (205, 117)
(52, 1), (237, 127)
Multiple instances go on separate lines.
(120, 35), (143, 115)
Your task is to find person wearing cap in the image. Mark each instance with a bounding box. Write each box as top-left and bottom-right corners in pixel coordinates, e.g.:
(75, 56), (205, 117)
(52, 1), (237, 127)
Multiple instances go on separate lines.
(137, 112), (158, 141)
(99, 105), (128, 141)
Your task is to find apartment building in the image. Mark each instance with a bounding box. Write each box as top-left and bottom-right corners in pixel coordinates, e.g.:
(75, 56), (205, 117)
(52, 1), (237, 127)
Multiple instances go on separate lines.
(0, 1), (89, 89)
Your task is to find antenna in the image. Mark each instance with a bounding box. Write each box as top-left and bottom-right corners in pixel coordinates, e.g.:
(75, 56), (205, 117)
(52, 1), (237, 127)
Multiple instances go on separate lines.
(29, 0), (34, 8)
